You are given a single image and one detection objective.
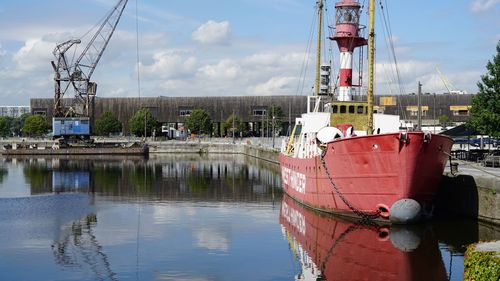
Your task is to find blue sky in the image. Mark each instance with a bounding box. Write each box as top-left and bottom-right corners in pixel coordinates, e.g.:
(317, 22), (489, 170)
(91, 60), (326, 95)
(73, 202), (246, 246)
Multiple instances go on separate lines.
(0, 0), (498, 105)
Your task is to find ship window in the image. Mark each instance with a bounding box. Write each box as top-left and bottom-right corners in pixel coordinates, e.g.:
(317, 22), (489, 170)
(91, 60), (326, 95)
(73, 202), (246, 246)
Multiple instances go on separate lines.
(348, 106), (355, 114)
(332, 105), (338, 113)
(340, 105), (347, 113)
(357, 106), (364, 114)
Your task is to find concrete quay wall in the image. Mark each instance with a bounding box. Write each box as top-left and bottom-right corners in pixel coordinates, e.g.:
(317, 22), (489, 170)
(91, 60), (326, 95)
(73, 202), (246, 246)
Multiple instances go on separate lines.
(149, 141), (280, 164)
(437, 170), (500, 226)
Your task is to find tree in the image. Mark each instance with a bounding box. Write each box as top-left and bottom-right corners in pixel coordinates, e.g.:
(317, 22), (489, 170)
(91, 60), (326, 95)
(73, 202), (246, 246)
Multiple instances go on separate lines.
(23, 115), (47, 137)
(467, 41), (500, 138)
(222, 114), (244, 137)
(12, 114), (28, 136)
(128, 108), (158, 137)
(94, 111), (122, 136)
(185, 109), (213, 135)
(266, 105), (284, 136)
(438, 114), (451, 129)
(0, 117), (10, 137)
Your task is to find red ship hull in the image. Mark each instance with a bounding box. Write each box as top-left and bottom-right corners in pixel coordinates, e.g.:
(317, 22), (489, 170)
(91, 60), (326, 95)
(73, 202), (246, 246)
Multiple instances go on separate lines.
(279, 195), (448, 281)
(279, 132), (453, 223)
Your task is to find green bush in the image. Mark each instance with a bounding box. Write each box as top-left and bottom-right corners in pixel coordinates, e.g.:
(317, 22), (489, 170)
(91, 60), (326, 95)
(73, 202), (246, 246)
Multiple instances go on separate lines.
(94, 111), (122, 136)
(464, 243), (500, 281)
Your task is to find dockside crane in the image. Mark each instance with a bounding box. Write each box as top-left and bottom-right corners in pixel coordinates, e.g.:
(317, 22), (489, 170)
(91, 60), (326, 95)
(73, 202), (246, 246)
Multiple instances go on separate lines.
(435, 66), (467, 95)
(51, 0), (128, 140)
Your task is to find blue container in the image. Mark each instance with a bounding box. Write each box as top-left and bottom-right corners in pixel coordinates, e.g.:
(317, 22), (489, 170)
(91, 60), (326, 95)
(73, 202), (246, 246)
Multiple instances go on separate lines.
(52, 117), (91, 137)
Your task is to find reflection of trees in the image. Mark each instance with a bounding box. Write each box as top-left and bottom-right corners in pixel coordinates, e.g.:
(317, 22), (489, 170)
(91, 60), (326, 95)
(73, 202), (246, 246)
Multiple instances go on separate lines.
(14, 155), (282, 202)
(0, 167), (8, 184)
(51, 214), (116, 281)
(130, 164), (155, 194)
(92, 166), (121, 192)
(187, 173), (211, 193)
(23, 165), (52, 194)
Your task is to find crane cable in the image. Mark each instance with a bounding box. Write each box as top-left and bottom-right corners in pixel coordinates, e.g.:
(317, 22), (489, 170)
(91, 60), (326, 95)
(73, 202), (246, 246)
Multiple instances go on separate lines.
(295, 5), (318, 96)
(378, 0), (407, 120)
(136, 0), (142, 100)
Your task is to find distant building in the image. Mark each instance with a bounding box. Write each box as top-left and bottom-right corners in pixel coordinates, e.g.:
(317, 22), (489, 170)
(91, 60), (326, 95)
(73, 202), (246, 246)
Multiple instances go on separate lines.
(30, 94), (473, 136)
(0, 106), (30, 118)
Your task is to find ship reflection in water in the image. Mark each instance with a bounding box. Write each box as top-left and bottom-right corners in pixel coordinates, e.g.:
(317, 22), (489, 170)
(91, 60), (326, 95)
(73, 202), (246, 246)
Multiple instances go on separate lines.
(280, 195), (449, 281)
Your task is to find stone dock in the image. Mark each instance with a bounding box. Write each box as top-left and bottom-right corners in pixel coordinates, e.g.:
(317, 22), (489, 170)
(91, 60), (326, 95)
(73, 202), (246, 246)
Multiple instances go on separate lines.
(436, 161), (500, 226)
(149, 139), (281, 164)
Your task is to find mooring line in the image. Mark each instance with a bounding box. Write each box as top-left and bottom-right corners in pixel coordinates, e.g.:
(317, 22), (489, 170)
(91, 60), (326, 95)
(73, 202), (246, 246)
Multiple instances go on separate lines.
(319, 154), (380, 221)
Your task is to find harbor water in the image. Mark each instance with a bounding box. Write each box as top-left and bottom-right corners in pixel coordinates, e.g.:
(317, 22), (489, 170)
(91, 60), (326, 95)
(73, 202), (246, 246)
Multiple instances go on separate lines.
(0, 154), (497, 281)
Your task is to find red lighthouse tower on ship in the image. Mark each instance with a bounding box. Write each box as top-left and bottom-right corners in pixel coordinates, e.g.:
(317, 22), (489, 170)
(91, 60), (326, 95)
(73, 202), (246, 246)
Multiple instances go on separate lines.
(331, 0), (367, 101)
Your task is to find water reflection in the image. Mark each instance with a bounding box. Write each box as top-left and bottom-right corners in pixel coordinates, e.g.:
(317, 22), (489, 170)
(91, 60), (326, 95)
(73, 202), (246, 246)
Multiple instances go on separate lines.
(0, 155), (285, 280)
(4, 154), (281, 202)
(280, 195), (449, 281)
(0, 166), (7, 184)
(51, 214), (117, 281)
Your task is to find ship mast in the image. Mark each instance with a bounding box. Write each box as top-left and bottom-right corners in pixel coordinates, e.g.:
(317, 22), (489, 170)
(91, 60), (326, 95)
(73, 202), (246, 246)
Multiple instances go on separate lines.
(367, 0), (375, 135)
(315, 0), (323, 96)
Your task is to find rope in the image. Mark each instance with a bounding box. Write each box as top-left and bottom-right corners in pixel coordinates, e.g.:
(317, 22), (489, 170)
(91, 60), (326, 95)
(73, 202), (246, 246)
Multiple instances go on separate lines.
(295, 5), (317, 96)
(442, 150), (500, 179)
(378, 1), (407, 119)
(135, 0), (142, 100)
(320, 153), (380, 221)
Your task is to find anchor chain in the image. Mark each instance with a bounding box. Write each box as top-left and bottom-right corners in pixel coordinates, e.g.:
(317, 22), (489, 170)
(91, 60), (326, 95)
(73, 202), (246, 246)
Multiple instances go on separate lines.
(320, 153), (381, 221)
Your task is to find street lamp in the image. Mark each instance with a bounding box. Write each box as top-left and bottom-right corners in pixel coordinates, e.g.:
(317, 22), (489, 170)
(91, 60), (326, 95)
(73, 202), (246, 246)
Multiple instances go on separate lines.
(272, 115), (275, 148)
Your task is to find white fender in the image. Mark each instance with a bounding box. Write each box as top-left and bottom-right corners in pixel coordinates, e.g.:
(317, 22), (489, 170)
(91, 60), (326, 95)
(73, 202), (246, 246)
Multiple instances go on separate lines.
(317, 127), (344, 144)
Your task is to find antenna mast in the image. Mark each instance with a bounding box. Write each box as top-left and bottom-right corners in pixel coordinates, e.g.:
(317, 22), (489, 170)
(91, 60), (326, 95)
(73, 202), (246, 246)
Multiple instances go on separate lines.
(315, 0), (324, 96)
(367, 0), (375, 135)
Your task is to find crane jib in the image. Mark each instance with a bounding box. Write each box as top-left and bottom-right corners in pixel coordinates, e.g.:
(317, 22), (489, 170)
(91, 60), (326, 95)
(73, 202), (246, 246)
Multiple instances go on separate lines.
(52, 0), (128, 139)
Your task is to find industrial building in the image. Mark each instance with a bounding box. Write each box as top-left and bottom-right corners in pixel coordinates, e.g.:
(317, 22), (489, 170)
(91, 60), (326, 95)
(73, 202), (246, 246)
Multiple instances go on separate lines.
(30, 94), (473, 136)
(0, 106), (30, 118)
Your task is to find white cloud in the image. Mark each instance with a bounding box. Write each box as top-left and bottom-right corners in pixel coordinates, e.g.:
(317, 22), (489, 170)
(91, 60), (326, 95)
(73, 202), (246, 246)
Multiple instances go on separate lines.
(375, 60), (479, 95)
(252, 76), (298, 95)
(194, 227), (229, 252)
(11, 38), (54, 76)
(470, 0), (500, 12)
(243, 52), (304, 69)
(197, 59), (241, 79)
(140, 49), (197, 80)
(192, 20), (231, 45)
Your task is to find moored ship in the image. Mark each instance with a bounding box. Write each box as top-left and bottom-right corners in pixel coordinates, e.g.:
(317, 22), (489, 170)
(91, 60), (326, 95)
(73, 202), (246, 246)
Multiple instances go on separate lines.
(279, 0), (453, 223)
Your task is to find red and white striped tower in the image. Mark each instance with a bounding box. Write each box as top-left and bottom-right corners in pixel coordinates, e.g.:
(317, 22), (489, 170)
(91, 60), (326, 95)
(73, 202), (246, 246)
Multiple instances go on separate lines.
(331, 0), (367, 101)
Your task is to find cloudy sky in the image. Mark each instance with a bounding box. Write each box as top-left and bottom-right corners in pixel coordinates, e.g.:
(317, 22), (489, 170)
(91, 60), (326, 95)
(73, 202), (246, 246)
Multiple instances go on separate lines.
(0, 0), (498, 105)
